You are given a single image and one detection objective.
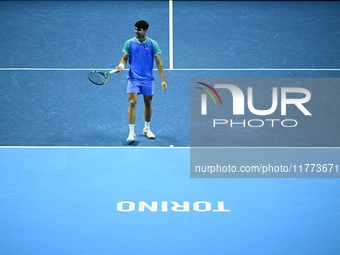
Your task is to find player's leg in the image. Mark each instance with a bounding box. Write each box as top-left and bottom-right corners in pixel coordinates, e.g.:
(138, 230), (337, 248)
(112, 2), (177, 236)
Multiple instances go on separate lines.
(144, 95), (153, 122)
(128, 93), (138, 124)
(127, 92), (138, 142)
(143, 95), (155, 139)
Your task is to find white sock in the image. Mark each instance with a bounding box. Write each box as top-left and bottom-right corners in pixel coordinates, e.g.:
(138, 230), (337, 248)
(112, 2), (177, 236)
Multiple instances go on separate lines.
(145, 121), (151, 129)
(129, 124), (135, 133)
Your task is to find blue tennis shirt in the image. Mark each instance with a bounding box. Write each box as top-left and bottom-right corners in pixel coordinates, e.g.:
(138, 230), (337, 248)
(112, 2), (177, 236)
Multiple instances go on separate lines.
(122, 37), (161, 81)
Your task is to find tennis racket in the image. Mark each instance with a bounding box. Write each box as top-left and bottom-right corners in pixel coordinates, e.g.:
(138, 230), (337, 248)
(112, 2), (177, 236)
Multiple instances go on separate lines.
(88, 69), (118, 85)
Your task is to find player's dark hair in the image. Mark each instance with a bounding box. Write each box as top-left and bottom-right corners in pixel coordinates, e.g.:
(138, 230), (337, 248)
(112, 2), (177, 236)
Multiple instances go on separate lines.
(135, 20), (149, 31)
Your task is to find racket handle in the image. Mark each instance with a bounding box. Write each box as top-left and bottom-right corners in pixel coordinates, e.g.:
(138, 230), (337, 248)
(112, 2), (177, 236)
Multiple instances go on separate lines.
(109, 68), (118, 74)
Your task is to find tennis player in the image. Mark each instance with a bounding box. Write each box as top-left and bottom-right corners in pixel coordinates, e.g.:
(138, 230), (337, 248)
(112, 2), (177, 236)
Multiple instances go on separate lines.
(115, 20), (167, 142)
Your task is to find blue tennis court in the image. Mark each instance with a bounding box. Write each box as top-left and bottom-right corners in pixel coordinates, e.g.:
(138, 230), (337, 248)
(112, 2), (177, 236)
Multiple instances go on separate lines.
(1, 1), (340, 254)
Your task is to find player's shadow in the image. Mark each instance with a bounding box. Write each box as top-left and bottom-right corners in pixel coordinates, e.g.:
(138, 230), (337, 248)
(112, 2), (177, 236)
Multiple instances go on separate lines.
(123, 140), (140, 146)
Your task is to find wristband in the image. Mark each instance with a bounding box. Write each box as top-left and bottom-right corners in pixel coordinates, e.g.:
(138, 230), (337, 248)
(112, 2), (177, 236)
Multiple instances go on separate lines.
(119, 63), (125, 69)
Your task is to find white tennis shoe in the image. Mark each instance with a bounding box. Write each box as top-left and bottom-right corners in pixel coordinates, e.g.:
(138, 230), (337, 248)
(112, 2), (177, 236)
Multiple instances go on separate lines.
(127, 132), (137, 142)
(143, 128), (155, 139)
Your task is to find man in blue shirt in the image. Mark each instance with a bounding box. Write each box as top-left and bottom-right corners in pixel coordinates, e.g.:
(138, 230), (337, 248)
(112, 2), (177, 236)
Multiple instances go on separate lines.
(116, 20), (167, 142)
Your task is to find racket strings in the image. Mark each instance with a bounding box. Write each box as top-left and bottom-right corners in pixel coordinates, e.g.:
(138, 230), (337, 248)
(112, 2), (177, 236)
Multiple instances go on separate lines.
(89, 72), (106, 85)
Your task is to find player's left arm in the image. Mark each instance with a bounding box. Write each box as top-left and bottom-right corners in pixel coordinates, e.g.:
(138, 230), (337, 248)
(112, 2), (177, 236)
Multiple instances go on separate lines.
(155, 54), (167, 92)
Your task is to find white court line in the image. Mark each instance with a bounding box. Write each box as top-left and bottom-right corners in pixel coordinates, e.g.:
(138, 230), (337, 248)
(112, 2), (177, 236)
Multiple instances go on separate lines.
(169, 0), (173, 70)
(0, 146), (190, 149)
(172, 68), (340, 71)
(0, 146), (339, 149)
(190, 147), (340, 149)
(0, 68), (99, 71)
(0, 68), (97, 71)
(1, 68), (340, 71)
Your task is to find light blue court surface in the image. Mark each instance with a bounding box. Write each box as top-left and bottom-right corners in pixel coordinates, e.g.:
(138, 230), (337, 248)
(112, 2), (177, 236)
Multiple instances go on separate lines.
(1, 148), (340, 255)
(1, 1), (340, 254)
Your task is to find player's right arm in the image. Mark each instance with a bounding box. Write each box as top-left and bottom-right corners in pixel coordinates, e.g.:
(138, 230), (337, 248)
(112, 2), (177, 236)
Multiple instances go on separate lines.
(116, 53), (129, 73)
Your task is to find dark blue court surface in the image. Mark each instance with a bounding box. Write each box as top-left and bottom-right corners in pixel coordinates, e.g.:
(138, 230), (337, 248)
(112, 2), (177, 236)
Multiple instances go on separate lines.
(1, 1), (340, 254)
(0, 70), (189, 146)
(1, 1), (340, 146)
(174, 1), (340, 69)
